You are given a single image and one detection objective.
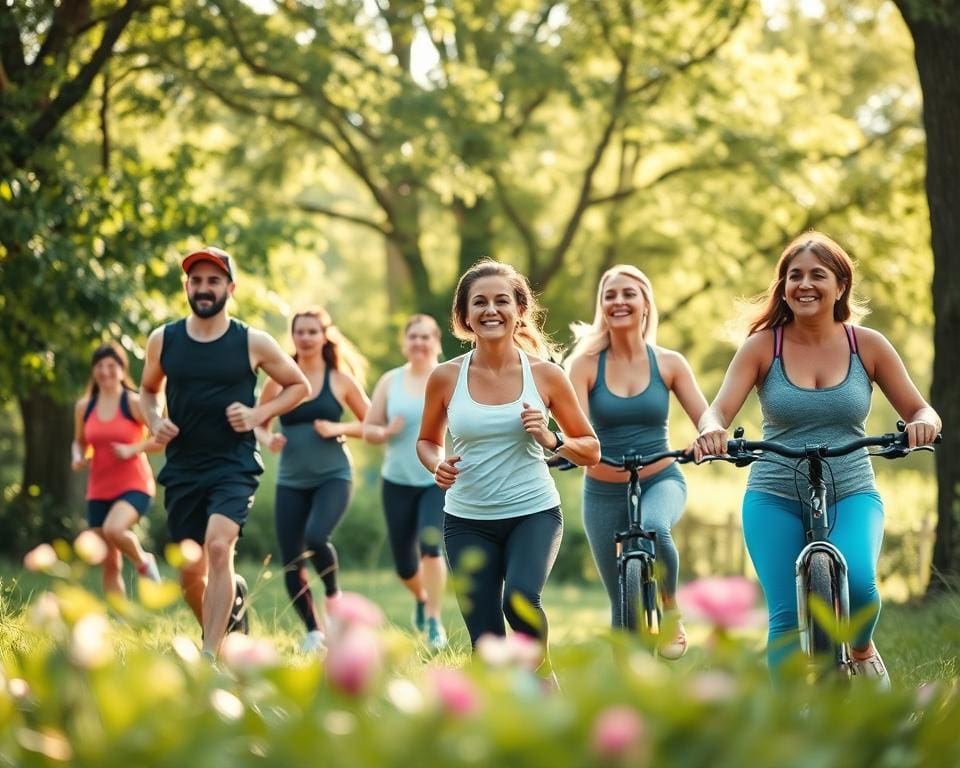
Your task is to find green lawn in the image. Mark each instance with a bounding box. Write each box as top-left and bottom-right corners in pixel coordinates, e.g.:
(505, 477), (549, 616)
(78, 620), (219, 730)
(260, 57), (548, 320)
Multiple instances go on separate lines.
(2, 559), (957, 688)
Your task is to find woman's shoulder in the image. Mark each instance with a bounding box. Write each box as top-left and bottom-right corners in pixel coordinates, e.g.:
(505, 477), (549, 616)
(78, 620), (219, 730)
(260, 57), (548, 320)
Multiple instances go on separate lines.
(430, 357), (465, 382)
(567, 351), (600, 375)
(75, 395), (92, 415)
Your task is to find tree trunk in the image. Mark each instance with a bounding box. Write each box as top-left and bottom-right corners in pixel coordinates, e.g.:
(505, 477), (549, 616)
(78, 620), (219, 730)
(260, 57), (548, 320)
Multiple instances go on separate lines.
(3, 392), (83, 556)
(454, 195), (494, 273)
(896, 6), (960, 590)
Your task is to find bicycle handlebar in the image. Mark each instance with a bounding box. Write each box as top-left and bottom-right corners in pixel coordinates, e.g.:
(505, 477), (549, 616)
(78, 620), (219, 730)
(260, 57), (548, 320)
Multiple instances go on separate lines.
(599, 449), (693, 470)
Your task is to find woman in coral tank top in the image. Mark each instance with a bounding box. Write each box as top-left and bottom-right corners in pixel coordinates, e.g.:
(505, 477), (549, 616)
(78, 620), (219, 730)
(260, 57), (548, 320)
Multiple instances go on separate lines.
(71, 341), (161, 594)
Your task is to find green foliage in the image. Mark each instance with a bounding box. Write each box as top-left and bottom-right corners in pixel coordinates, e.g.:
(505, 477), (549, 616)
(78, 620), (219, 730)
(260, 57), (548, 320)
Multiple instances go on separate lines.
(1, 564), (959, 767)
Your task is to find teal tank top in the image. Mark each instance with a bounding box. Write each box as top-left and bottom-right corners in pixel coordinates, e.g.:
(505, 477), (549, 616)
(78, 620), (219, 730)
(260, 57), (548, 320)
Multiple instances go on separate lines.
(747, 325), (875, 502)
(158, 318), (262, 477)
(382, 367), (435, 487)
(588, 346), (670, 459)
(277, 366), (352, 488)
(444, 350), (560, 520)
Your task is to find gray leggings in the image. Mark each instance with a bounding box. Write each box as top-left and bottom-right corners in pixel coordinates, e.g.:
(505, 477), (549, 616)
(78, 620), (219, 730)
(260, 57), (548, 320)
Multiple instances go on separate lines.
(582, 467), (686, 627)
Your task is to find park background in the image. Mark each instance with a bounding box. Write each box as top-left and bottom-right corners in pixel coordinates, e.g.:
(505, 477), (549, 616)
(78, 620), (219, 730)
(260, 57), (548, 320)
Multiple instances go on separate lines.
(2, 0), (956, 597)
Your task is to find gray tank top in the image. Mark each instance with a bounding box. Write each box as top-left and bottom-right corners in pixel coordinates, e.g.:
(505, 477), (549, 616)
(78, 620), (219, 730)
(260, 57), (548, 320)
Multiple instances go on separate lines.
(747, 324), (876, 502)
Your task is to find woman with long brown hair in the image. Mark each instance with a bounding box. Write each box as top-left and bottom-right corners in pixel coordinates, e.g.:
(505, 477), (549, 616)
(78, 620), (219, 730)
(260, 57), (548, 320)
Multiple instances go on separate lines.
(695, 231), (940, 685)
(71, 341), (161, 594)
(255, 307), (370, 653)
(417, 261), (599, 679)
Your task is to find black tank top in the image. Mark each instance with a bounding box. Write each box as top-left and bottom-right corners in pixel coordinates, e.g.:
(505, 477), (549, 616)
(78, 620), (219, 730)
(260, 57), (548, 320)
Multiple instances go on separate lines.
(158, 318), (262, 475)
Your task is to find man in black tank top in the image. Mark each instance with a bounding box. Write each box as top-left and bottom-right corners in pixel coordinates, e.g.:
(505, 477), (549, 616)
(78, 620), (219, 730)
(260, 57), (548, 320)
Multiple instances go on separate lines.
(140, 247), (310, 659)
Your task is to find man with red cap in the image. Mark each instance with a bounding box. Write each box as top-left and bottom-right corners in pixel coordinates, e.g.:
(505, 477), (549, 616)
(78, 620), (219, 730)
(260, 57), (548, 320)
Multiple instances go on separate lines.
(140, 246), (310, 659)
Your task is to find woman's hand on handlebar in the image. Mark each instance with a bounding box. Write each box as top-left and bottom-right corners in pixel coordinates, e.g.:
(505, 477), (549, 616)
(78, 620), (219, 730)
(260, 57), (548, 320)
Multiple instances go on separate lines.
(693, 428), (728, 463)
(904, 419), (939, 449)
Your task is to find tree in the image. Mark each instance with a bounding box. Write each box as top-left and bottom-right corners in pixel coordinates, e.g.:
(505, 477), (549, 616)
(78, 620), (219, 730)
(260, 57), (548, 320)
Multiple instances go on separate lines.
(892, 0), (960, 588)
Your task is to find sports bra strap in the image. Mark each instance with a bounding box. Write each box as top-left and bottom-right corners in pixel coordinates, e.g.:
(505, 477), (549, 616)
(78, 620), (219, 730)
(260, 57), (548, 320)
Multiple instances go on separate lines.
(83, 393), (97, 422)
(772, 326), (784, 359)
(83, 390), (137, 423)
(843, 323), (859, 354)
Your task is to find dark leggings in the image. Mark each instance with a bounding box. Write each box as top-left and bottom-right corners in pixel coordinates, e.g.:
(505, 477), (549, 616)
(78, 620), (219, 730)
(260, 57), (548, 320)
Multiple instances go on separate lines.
(275, 479), (352, 631)
(444, 507), (563, 647)
(382, 479), (444, 579)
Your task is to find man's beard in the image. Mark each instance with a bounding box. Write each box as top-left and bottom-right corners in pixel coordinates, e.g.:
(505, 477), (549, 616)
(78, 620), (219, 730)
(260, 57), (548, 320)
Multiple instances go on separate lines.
(188, 292), (228, 319)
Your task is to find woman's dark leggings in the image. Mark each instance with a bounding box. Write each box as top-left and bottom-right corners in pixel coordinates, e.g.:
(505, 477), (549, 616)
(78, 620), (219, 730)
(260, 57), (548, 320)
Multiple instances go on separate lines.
(382, 479), (444, 579)
(275, 479), (352, 631)
(444, 507), (563, 647)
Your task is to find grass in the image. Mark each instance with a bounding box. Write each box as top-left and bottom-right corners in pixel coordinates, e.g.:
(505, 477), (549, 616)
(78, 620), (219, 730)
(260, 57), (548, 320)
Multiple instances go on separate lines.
(2, 558), (958, 688)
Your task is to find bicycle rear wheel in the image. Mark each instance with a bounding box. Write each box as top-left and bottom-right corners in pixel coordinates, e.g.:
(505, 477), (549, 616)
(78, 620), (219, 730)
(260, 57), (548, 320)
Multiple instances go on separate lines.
(621, 557), (661, 636)
(804, 551), (845, 668)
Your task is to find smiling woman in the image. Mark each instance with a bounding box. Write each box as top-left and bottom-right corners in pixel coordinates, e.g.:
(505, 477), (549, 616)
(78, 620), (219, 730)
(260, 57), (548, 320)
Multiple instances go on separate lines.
(416, 260), (599, 684)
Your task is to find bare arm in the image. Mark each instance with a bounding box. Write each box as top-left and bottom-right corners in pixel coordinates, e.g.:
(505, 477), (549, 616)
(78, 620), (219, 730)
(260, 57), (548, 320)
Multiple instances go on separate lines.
(139, 327), (180, 445)
(71, 398), (89, 470)
(694, 334), (766, 460)
(862, 328), (941, 448)
(362, 371), (405, 444)
(528, 362), (600, 466)
(661, 349), (709, 430)
(227, 330), (310, 433)
(313, 370), (370, 440)
(110, 393), (164, 459)
(253, 377), (286, 453)
(417, 362), (460, 488)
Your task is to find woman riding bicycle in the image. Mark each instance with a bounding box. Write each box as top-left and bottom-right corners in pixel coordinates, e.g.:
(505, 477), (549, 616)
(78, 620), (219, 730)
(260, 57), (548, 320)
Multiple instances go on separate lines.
(695, 231), (940, 685)
(417, 260), (599, 681)
(567, 265), (708, 658)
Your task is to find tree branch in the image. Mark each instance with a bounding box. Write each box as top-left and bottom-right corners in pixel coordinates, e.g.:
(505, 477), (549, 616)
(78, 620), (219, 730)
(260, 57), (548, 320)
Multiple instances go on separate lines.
(297, 200), (389, 235)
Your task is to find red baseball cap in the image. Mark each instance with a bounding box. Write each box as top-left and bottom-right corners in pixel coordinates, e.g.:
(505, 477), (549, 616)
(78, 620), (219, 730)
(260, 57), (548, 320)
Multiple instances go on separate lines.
(181, 246), (235, 280)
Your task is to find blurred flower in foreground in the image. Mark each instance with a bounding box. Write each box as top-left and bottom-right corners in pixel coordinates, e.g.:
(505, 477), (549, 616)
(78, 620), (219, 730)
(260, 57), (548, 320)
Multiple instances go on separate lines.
(591, 705), (648, 764)
(74, 530), (107, 566)
(71, 614), (113, 668)
(429, 667), (481, 717)
(23, 544), (58, 572)
(326, 592), (384, 636)
(326, 625), (383, 696)
(677, 576), (761, 630)
(29, 592), (63, 632)
(220, 633), (280, 672)
(475, 633), (542, 670)
(688, 671), (738, 703)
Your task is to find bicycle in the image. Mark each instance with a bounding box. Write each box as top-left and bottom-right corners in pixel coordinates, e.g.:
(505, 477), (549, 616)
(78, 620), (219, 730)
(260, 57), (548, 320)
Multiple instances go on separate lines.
(549, 449), (692, 638)
(703, 421), (940, 679)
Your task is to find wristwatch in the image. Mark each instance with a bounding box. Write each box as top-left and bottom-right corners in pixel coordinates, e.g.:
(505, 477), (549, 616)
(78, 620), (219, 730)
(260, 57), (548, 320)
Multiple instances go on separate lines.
(551, 430), (565, 453)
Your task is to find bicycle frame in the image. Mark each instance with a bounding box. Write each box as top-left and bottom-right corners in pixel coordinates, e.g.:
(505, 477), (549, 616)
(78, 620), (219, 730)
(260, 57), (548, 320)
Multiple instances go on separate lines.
(614, 456), (659, 632)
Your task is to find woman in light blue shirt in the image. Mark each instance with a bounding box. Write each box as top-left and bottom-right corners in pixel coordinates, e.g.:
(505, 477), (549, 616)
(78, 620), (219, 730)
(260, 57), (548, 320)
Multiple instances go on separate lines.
(417, 261), (600, 679)
(364, 314), (448, 649)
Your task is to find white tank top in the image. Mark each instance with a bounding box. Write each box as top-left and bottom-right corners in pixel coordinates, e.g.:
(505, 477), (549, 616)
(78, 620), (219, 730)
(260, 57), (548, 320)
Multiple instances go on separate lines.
(444, 349), (561, 520)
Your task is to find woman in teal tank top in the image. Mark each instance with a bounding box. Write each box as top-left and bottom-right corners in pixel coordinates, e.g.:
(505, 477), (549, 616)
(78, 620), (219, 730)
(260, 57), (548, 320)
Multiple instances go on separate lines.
(567, 266), (708, 658)
(417, 261), (600, 683)
(255, 307), (370, 653)
(363, 314), (449, 649)
(696, 232), (940, 686)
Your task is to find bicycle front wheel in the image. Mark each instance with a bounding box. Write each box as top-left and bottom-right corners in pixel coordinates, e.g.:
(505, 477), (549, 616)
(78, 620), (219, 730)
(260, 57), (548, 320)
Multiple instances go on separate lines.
(804, 551), (845, 668)
(622, 557), (661, 636)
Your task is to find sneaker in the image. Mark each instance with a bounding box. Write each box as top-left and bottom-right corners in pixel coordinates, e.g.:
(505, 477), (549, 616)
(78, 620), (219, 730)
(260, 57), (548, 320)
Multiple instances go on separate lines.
(851, 648), (891, 690)
(300, 629), (326, 654)
(658, 619), (688, 660)
(413, 600), (427, 633)
(139, 553), (162, 583)
(426, 617), (448, 650)
(226, 574), (249, 635)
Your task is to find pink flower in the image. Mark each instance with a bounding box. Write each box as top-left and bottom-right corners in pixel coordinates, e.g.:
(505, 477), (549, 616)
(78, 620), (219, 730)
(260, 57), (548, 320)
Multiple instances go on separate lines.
(591, 705), (648, 763)
(74, 530), (108, 566)
(475, 633), (543, 670)
(326, 592), (384, 637)
(429, 667), (480, 717)
(220, 633), (280, 672)
(325, 625), (383, 696)
(23, 543), (58, 572)
(677, 576), (760, 630)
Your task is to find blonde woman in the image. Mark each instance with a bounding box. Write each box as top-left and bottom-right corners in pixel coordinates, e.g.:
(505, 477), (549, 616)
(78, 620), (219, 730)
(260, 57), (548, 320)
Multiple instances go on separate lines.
(364, 314), (448, 649)
(567, 265), (707, 657)
(255, 307), (370, 653)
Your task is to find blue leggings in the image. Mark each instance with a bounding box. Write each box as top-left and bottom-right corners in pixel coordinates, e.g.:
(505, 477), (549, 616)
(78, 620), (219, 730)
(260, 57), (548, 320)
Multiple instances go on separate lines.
(583, 467), (686, 628)
(742, 490), (884, 673)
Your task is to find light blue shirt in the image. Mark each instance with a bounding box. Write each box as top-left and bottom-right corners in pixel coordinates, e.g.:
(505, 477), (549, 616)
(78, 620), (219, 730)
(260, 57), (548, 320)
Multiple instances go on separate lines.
(382, 366), (436, 487)
(444, 350), (561, 520)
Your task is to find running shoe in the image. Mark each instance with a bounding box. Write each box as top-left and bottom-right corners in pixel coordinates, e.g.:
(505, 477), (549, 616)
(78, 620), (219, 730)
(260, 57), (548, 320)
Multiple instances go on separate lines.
(300, 629), (327, 654)
(139, 553), (162, 583)
(226, 573), (249, 634)
(413, 600), (427, 633)
(659, 619), (688, 660)
(851, 647), (891, 690)
(426, 617), (448, 650)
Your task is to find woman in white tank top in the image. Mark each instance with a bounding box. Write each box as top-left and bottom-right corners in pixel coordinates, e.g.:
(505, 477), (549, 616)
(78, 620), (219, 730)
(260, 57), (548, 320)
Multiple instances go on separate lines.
(417, 261), (599, 682)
